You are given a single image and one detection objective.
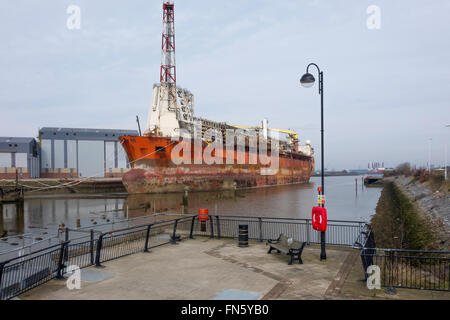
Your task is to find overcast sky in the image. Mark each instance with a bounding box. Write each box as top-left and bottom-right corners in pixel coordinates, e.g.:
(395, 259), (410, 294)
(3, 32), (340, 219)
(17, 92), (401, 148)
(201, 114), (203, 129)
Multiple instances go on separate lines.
(0, 0), (449, 170)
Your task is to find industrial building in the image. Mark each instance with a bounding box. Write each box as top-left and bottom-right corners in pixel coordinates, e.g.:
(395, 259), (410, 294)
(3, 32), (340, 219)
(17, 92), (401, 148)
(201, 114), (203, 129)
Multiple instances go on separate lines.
(39, 127), (139, 178)
(0, 137), (41, 179)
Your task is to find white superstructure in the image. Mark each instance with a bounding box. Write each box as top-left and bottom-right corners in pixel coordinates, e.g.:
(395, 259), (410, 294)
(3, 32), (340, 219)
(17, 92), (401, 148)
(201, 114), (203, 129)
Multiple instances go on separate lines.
(144, 83), (194, 138)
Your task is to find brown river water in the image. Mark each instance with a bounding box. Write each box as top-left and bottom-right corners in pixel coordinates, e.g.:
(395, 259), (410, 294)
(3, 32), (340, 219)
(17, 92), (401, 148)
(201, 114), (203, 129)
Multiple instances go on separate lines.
(0, 176), (380, 242)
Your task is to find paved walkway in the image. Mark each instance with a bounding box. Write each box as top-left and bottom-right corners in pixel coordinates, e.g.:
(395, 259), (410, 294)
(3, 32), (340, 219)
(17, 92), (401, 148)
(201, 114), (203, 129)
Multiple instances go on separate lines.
(19, 238), (450, 300)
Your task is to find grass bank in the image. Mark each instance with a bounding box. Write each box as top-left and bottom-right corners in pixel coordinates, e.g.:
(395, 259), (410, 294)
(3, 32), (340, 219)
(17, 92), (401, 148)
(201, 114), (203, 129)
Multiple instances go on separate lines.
(370, 181), (437, 250)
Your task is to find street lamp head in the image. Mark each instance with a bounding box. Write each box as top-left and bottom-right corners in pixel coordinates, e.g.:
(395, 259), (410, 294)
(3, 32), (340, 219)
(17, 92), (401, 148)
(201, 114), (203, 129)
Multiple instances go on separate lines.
(300, 72), (315, 88)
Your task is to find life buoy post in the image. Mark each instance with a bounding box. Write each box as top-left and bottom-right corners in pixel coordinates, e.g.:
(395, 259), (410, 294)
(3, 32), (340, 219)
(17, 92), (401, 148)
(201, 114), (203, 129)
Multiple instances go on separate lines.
(198, 208), (209, 232)
(312, 206), (327, 232)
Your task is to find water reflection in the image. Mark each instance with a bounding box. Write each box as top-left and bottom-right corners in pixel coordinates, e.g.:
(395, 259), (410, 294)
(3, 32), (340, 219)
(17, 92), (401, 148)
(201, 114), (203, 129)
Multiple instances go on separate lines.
(1, 197), (125, 236)
(0, 176), (381, 238)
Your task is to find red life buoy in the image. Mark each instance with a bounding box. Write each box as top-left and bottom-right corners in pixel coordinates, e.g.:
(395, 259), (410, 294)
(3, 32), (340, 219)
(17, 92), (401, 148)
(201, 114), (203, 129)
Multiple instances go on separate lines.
(312, 206), (327, 232)
(198, 208), (209, 222)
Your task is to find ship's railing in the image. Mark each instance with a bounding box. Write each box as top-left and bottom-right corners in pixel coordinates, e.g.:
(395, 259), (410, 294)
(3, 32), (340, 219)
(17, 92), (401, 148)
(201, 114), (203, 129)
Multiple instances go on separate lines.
(189, 215), (366, 247)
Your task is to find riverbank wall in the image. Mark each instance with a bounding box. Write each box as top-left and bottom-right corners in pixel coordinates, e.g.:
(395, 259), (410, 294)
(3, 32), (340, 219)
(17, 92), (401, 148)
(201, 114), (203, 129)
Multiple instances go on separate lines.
(0, 178), (126, 196)
(370, 176), (449, 251)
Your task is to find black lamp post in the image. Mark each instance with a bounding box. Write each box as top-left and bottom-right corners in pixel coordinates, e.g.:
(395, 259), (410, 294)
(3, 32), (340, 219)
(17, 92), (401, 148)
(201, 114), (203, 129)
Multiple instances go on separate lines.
(300, 63), (326, 260)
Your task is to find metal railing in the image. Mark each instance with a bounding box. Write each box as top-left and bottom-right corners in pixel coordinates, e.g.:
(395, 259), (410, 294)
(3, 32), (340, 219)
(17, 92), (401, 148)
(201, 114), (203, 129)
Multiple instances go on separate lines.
(94, 216), (193, 266)
(0, 216), (193, 300)
(361, 248), (450, 291)
(354, 225), (450, 291)
(0, 242), (64, 300)
(0, 233), (61, 263)
(0, 214), (368, 299)
(0, 212), (188, 263)
(189, 215), (366, 247)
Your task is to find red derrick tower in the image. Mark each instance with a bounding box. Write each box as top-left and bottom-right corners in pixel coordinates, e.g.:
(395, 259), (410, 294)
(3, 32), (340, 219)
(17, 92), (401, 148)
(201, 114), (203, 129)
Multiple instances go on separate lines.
(160, 1), (176, 84)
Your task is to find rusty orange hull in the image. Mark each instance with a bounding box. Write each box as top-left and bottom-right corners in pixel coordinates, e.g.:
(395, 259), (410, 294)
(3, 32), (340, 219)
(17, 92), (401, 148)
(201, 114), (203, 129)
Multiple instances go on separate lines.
(119, 135), (314, 194)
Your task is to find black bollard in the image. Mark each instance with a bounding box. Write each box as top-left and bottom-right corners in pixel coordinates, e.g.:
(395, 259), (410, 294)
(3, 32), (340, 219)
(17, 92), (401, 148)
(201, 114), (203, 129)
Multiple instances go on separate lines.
(238, 224), (248, 247)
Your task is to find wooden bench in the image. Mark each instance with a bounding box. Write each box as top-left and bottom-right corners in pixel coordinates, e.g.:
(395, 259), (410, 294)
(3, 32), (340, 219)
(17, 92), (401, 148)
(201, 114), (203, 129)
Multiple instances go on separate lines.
(267, 234), (306, 265)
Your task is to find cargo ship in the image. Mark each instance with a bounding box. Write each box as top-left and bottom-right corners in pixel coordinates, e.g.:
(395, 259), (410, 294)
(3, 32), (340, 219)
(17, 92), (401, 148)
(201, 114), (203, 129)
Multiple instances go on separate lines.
(119, 2), (314, 194)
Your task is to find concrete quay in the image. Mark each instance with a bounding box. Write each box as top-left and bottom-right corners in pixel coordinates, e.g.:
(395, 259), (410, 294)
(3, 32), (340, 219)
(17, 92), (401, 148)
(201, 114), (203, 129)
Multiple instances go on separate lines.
(19, 238), (450, 300)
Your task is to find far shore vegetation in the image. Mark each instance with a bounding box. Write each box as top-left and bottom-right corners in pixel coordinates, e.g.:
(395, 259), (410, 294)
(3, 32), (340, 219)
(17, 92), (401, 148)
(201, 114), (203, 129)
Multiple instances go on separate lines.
(384, 162), (449, 193)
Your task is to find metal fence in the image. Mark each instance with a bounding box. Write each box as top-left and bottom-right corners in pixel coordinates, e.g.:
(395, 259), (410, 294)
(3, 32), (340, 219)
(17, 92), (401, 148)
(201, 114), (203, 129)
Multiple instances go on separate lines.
(190, 215), (366, 247)
(354, 225), (450, 291)
(94, 216), (193, 266)
(0, 214), (368, 300)
(0, 216), (192, 300)
(2, 214), (448, 298)
(0, 243), (64, 300)
(0, 233), (61, 263)
(361, 248), (450, 291)
(0, 212), (190, 263)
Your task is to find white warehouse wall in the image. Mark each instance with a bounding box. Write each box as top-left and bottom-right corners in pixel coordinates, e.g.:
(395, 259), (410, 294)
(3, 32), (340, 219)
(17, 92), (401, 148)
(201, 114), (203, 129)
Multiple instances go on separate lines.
(54, 140), (64, 169)
(15, 153), (27, 168)
(40, 137), (131, 177)
(118, 144), (128, 168)
(67, 140), (77, 169)
(105, 141), (115, 169)
(41, 139), (51, 169)
(0, 153), (11, 167)
(77, 140), (104, 178)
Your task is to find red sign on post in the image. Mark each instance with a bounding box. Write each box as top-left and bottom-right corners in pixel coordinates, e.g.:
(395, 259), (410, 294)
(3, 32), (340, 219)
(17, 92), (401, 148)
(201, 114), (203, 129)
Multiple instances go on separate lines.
(312, 206), (327, 232)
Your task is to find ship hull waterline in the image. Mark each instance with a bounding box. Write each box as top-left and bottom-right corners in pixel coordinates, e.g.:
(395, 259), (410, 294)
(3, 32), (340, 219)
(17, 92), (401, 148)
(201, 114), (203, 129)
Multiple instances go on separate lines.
(119, 136), (315, 194)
